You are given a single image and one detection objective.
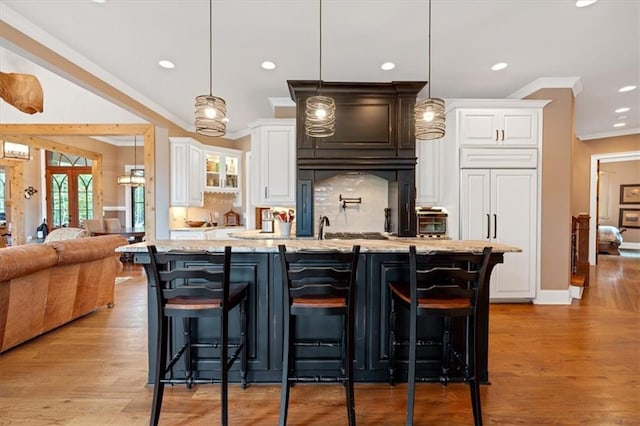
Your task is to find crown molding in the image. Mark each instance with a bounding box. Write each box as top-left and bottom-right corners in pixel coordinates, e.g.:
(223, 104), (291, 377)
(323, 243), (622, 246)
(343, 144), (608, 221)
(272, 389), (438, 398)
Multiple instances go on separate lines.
(578, 127), (640, 141)
(507, 77), (583, 99)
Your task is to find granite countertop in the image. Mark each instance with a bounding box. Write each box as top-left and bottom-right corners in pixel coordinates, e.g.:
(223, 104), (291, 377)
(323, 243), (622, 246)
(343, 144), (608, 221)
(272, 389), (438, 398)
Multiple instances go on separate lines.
(170, 226), (244, 231)
(118, 234), (521, 254)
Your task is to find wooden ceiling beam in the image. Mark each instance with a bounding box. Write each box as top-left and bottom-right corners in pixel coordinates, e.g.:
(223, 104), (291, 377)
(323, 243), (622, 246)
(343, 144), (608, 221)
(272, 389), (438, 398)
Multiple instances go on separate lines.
(0, 123), (151, 136)
(3, 135), (102, 160)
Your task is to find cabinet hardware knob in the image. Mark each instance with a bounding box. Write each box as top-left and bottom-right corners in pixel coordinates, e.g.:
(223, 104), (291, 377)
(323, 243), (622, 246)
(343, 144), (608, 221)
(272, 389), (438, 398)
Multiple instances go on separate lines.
(486, 214), (490, 239)
(493, 214), (498, 239)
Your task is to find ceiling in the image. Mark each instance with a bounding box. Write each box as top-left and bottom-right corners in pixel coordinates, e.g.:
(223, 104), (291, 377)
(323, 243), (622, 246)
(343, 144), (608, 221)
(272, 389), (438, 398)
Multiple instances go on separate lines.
(1, 0), (638, 141)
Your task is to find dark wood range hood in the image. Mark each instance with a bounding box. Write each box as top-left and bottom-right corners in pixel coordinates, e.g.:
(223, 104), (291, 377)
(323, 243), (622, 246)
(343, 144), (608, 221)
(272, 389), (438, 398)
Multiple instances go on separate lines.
(288, 80), (427, 237)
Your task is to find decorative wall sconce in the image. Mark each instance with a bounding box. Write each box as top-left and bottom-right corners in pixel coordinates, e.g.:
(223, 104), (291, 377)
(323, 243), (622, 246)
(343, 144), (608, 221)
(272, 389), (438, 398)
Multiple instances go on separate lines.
(24, 186), (38, 199)
(1, 140), (30, 161)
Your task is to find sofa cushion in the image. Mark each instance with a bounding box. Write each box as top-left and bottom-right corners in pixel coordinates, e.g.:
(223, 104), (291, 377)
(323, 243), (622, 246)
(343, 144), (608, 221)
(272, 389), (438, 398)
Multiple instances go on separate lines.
(0, 245), (58, 282)
(44, 227), (89, 242)
(48, 235), (128, 265)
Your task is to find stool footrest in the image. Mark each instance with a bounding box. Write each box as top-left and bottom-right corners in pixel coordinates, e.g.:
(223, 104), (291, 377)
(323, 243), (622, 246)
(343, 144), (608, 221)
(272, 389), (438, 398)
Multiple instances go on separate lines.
(289, 375), (346, 383)
(294, 340), (342, 348)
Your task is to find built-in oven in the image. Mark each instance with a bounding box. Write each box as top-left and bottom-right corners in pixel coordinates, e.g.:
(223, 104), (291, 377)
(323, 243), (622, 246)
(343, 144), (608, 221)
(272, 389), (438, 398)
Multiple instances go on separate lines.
(416, 208), (448, 238)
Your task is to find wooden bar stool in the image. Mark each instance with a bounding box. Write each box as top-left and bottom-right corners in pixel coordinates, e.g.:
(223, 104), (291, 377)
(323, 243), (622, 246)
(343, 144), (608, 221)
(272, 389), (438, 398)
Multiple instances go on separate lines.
(146, 245), (249, 426)
(388, 245), (492, 426)
(278, 244), (361, 426)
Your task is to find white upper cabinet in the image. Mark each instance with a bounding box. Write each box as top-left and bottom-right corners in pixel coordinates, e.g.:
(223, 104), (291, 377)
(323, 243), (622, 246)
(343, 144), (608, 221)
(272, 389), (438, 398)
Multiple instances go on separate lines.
(170, 138), (203, 207)
(204, 148), (242, 193)
(415, 138), (441, 205)
(250, 119), (296, 206)
(458, 108), (539, 146)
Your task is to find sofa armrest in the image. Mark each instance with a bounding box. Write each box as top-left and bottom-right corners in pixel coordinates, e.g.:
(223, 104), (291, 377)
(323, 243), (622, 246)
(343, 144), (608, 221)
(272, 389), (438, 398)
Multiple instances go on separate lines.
(48, 235), (129, 265)
(0, 245), (58, 282)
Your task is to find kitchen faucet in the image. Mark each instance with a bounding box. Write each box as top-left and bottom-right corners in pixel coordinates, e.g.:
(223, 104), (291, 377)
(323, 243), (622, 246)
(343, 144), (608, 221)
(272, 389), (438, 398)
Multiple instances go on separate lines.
(318, 216), (330, 240)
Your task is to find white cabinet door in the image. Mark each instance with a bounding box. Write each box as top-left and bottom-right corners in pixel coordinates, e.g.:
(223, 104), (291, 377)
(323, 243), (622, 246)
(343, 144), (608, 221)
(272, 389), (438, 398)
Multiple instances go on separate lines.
(188, 144), (204, 206)
(170, 140), (189, 206)
(251, 121), (296, 205)
(204, 150), (241, 193)
(459, 109), (538, 146)
(460, 168), (537, 299)
(169, 230), (206, 240)
(415, 138), (441, 205)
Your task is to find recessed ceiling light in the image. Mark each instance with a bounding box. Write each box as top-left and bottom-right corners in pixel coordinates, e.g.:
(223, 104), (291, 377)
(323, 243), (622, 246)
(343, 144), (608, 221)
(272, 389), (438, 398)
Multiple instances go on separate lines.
(261, 61), (276, 70)
(613, 122), (626, 128)
(491, 62), (508, 71)
(617, 115), (628, 120)
(158, 60), (175, 69)
(91, 0), (107, 3)
(618, 85), (637, 93)
(615, 107), (630, 113)
(575, 0), (598, 7)
(381, 62), (396, 71)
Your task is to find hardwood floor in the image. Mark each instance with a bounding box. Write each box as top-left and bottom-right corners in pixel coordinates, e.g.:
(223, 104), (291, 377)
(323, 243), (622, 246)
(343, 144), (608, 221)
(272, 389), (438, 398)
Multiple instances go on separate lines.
(0, 257), (638, 425)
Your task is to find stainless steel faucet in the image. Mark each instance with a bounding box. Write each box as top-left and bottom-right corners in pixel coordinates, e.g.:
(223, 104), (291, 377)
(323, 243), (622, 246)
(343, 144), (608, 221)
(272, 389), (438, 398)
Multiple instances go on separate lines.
(318, 216), (330, 240)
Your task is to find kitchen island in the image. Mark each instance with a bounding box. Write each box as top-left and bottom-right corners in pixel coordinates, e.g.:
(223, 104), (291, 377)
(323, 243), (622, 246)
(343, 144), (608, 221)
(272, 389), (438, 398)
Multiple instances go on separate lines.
(119, 238), (520, 384)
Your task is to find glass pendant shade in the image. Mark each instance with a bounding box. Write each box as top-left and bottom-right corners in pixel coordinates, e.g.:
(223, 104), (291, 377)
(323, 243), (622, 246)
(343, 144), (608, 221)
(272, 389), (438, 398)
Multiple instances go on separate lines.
(117, 170), (145, 187)
(118, 136), (145, 187)
(415, 0), (446, 140)
(1, 140), (30, 160)
(305, 95), (335, 138)
(415, 97), (445, 140)
(195, 95), (227, 137)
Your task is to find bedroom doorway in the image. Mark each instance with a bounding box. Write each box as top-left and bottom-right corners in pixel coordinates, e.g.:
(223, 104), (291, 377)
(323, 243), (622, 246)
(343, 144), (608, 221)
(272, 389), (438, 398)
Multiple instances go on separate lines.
(589, 151), (640, 264)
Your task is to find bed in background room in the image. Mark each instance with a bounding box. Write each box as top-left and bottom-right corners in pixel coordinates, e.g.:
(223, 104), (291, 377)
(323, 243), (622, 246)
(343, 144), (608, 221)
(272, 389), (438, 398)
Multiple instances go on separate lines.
(598, 225), (626, 255)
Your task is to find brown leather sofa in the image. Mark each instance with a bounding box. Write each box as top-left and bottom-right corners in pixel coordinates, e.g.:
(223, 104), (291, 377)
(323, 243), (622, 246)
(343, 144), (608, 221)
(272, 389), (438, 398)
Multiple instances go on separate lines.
(0, 235), (128, 353)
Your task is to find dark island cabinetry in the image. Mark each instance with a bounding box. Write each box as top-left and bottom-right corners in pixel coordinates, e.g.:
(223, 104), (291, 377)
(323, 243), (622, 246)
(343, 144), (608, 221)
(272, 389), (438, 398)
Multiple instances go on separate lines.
(137, 248), (502, 384)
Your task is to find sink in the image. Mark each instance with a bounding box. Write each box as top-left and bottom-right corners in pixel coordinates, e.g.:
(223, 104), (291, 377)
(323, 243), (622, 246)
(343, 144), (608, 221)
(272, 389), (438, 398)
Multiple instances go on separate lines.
(324, 232), (389, 240)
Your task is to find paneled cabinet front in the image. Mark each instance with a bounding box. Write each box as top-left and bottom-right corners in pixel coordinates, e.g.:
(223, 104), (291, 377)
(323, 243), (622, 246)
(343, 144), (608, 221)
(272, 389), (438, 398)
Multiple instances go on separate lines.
(415, 138), (441, 205)
(458, 108), (539, 146)
(204, 150), (241, 193)
(460, 168), (537, 299)
(250, 120), (296, 206)
(170, 139), (203, 207)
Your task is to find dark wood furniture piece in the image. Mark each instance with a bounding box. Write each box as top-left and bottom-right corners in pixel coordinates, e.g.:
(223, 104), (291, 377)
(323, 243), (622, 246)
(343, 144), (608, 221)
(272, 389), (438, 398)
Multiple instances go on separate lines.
(288, 81), (425, 238)
(91, 227), (145, 243)
(277, 244), (361, 426)
(134, 244), (505, 385)
(146, 245), (249, 426)
(389, 246), (492, 426)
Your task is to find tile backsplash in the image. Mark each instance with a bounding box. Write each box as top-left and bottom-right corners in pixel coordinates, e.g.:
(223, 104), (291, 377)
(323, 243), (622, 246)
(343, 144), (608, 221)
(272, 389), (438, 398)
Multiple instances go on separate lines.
(314, 173), (388, 233)
(169, 192), (240, 228)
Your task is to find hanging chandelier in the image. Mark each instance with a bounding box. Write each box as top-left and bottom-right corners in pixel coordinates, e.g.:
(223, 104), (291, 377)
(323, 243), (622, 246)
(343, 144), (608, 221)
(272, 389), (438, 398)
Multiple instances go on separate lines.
(117, 135), (145, 187)
(195, 0), (227, 137)
(305, 0), (335, 138)
(415, 0), (446, 140)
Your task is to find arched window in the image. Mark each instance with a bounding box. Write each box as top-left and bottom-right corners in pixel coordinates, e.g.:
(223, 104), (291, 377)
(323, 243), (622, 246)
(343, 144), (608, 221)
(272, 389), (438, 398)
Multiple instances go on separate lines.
(46, 151), (93, 228)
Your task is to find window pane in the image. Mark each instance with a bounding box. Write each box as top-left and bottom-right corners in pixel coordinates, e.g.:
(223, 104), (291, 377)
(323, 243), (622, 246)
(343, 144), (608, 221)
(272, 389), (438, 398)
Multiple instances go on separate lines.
(0, 169), (5, 216)
(77, 173), (94, 223)
(51, 174), (69, 227)
(132, 186), (145, 227)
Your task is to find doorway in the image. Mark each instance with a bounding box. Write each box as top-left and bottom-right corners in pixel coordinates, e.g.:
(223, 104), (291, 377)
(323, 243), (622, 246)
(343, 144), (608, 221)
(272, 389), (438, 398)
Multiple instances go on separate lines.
(589, 151), (640, 264)
(45, 151), (93, 229)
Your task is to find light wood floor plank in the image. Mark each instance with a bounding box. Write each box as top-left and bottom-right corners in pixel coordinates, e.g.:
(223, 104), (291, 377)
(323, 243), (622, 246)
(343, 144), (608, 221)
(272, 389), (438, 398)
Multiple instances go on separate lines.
(0, 256), (638, 425)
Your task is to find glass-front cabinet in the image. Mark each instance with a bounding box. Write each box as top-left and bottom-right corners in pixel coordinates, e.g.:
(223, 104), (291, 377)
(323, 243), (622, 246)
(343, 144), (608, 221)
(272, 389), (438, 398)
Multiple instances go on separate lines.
(204, 150), (241, 193)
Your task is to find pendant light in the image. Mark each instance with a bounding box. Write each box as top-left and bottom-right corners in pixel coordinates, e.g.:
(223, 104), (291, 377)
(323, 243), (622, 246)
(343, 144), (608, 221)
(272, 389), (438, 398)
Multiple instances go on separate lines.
(117, 135), (145, 187)
(195, 0), (227, 137)
(305, 0), (335, 138)
(415, 0), (445, 140)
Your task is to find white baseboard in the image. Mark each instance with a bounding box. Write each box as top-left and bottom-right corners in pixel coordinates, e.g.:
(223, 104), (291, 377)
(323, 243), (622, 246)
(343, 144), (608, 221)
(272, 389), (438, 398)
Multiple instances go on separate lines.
(533, 289), (573, 305)
(620, 242), (640, 250)
(569, 285), (584, 300)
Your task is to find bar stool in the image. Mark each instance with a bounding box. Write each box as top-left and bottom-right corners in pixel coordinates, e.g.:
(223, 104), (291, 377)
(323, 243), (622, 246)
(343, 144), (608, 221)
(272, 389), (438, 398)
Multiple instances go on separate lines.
(388, 245), (492, 426)
(278, 244), (361, 426)
(146, 245), (249, 426)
